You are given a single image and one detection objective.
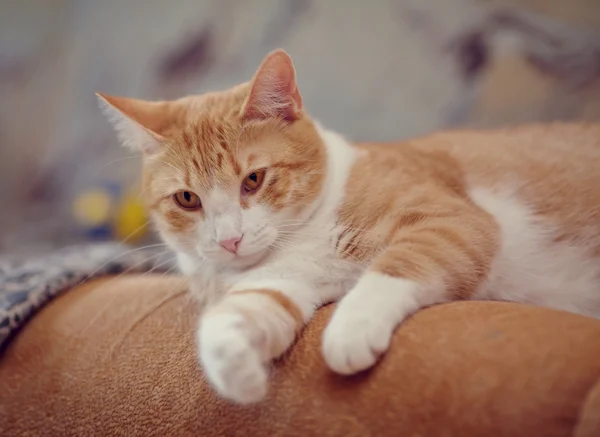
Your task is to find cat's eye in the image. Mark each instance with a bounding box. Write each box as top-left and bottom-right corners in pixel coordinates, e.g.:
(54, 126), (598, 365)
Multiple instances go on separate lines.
(173, 191), (202, 210)
(242, 169), (266, 194)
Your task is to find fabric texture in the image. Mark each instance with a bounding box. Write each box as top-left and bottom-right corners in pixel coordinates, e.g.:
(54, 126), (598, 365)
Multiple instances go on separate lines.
(2, 275), (600, 437)
(0, 243), (169, 350)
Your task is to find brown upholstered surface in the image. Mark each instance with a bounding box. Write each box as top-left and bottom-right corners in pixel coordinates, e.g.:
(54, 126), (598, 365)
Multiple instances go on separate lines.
(2, 275), (600, 436)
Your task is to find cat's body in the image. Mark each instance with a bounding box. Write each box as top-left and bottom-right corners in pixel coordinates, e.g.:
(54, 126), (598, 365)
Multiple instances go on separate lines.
(99, 49), (600, 405)
(181, 123), (600, 316)
(425, 127), (600, 315)
(352, 127), (600, 316)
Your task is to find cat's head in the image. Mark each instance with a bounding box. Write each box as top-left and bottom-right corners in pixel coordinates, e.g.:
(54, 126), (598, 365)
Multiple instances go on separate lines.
(98, 50), (326, 270)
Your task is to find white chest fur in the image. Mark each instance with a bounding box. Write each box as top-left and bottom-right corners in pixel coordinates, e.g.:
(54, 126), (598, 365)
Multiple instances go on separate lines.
(192, 127), (360, 302)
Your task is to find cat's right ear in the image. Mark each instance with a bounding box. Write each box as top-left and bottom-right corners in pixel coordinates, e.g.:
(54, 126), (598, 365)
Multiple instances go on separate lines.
(96, 93), (167, 155)
(241, 49), (303, 124)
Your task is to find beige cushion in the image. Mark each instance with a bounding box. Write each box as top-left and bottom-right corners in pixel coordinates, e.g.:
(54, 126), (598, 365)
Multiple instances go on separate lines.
(2, 275), (600, 436)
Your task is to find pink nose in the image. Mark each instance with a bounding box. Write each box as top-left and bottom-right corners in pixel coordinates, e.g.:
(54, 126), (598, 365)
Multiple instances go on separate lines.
(219, 236), (242, 254)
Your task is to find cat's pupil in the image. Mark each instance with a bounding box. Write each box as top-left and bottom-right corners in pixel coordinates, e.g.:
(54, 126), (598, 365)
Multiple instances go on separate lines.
(184, 192), (191, 202)
(249, 173), (257, 182)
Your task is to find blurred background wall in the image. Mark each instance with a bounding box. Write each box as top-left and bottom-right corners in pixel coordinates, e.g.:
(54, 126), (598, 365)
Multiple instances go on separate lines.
(1, 0), (599, 255)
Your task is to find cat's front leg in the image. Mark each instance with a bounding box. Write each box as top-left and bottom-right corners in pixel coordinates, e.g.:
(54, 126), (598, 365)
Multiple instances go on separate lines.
(198, 280), (317, 404)
(322, 273), (446, 375)
(323, 204), (499, 375)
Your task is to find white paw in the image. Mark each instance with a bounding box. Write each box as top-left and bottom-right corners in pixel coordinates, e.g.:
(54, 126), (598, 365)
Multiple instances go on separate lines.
(322, 309), (395, 375)
(198, 313), (267, 404)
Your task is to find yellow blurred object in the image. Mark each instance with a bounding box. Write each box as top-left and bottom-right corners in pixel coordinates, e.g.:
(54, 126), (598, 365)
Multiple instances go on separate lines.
(114, 192), (148, 242)
(73, 189), (112, 227)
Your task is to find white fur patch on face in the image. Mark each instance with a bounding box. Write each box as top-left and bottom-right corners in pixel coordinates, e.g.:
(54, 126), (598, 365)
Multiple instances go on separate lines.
(238, 204), (279, 258)
(191, 187), (284, 269)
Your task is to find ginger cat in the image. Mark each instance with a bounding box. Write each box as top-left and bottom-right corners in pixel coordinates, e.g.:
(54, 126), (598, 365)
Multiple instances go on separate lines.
(98, 49), (600, 404)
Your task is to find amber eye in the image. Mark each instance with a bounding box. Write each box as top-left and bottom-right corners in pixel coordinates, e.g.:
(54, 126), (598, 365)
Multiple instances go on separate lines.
(242, 169), (266, 194)
(173, 191), (202, 210)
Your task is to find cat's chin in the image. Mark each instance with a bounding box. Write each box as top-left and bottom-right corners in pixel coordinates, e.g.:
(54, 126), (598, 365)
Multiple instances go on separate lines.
(205, 248), (269, 272)
(227, 250), (269, 270)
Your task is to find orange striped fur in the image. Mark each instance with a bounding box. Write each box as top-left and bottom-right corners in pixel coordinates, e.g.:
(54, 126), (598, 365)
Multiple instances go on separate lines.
(99, 49), (600, 404)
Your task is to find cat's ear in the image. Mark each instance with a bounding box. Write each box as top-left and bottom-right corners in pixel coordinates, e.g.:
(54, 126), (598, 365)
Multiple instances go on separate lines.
(96, 93), (174, 155)
(241, 49), (303, 123)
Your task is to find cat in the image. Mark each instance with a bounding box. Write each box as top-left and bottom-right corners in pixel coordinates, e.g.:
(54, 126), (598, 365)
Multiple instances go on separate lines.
(98, 49), (600, 405)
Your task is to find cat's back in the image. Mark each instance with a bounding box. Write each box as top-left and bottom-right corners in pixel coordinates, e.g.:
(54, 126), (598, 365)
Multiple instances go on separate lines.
(349, 123), (600, 248)
(414, 122), (600, 188)
(411, 123), (600, 242)
(409, 123), (600, 314)
(357, 123), (600, 213)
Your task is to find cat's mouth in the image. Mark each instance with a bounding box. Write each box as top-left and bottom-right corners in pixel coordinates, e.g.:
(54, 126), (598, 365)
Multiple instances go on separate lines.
(205, 244), (270, 271)
(230, 248), (270, 268)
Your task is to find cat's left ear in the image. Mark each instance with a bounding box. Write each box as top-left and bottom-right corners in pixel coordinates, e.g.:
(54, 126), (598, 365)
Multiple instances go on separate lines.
(96, 93), (180, 155)
(241, 49), (303, 123)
